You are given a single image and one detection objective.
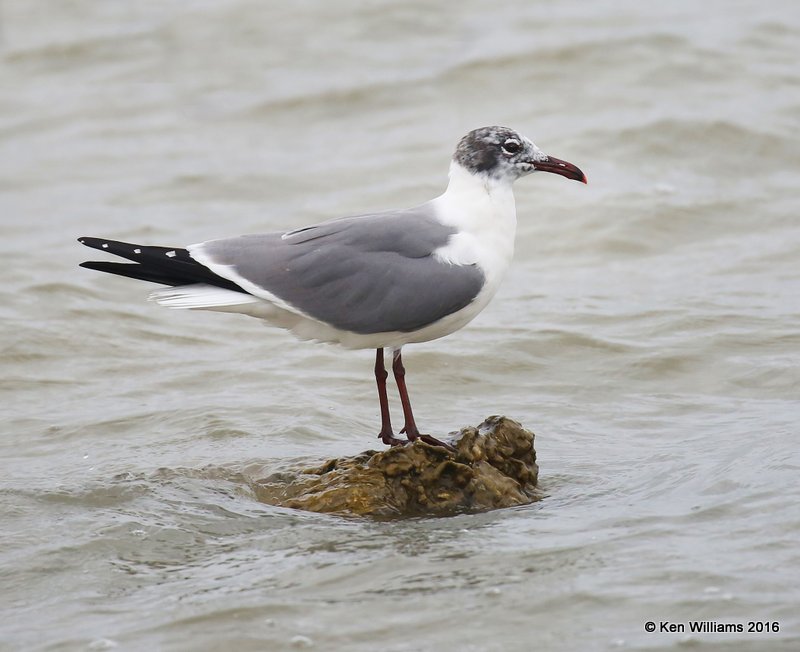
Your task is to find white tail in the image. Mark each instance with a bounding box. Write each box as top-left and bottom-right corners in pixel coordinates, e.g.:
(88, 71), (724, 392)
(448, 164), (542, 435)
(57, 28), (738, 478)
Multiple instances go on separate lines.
(149, 284), (261, 310)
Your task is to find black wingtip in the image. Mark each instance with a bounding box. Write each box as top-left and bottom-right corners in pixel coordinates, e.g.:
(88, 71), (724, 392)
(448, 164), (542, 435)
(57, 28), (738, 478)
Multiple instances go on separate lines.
(78, 236), (103, 248)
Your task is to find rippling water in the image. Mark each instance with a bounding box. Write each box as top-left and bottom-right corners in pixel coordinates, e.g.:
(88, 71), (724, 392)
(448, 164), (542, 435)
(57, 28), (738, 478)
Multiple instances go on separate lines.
(2, 1), (799, 650)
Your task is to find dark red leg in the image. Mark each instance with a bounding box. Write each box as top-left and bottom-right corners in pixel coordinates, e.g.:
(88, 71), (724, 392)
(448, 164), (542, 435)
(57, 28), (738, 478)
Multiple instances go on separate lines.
(392, 349), (453, 450)
(375, 348), (404, 446)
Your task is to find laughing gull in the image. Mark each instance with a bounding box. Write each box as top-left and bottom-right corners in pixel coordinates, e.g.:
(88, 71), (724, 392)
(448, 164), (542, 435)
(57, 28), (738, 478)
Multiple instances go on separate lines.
(79, 126), (586, 448)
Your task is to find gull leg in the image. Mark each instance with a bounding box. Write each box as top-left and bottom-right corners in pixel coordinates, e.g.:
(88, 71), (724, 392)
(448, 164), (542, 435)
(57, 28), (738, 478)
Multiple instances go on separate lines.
(375, 348), (404, 446)
(392, 349), (453, 450)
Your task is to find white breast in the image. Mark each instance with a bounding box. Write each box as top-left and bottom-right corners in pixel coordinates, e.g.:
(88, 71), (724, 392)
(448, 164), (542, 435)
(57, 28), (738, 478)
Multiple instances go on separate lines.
(432, 161), (518, 309)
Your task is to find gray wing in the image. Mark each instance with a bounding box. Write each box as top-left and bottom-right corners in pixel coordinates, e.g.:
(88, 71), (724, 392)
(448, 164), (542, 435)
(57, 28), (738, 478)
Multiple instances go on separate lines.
(191, 203), (485, 334)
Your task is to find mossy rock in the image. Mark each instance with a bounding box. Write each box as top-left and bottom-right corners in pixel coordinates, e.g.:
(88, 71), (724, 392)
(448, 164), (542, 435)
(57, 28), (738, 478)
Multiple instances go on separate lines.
(250, 416), (540, 517)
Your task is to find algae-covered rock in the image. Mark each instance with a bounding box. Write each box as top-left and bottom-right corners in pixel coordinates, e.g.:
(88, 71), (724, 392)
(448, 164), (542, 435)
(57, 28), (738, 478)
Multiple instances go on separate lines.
(250, 416), (540, 517)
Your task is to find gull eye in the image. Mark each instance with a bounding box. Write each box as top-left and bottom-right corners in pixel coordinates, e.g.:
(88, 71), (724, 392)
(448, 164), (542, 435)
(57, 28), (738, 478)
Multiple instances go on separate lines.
(502, 139), (521, 155)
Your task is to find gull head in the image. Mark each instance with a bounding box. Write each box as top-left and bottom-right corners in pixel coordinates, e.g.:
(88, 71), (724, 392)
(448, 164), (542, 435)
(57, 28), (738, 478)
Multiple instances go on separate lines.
(453, 126), (587, 185)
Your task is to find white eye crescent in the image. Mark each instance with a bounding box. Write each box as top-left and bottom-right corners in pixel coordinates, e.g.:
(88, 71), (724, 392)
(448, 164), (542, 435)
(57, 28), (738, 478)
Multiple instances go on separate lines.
(502, 139), (521, 155)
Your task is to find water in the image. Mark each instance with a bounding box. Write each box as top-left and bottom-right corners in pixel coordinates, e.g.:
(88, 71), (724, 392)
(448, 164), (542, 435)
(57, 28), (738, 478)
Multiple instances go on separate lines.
(2, 1), (799, 650)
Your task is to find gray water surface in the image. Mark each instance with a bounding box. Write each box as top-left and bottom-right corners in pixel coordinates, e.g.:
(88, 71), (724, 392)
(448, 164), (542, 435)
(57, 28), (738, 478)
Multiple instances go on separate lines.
(2, 1), (799, 650)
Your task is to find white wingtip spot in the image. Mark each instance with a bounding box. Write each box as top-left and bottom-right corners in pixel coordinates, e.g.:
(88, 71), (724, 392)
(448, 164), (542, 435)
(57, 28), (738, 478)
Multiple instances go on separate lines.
(133, 248), (141, 254)
(101, 243), (109, 249)
(165, 250), (176, 258)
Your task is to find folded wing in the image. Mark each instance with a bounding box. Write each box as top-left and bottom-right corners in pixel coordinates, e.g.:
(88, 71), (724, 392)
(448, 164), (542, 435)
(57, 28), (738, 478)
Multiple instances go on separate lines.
(191, 205), (485, 334)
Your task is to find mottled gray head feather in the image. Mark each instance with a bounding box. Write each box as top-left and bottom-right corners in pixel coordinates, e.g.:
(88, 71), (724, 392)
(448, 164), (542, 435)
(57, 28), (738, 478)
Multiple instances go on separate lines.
(453, 126), (547, 180)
